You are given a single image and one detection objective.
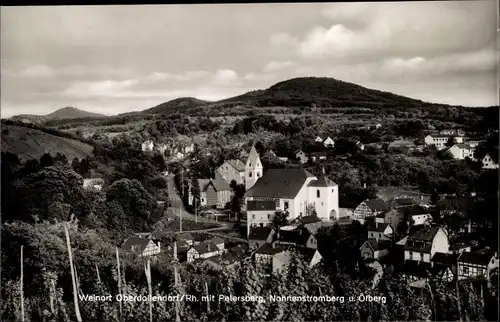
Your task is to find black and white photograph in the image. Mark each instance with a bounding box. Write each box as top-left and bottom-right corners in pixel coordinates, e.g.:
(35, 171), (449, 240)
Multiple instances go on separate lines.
(1, 1), (499, 321)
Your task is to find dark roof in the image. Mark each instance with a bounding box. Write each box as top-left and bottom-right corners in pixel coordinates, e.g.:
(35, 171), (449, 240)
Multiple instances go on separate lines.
(197, 178), (211, 191)
(294, 215), (322, 225)
(459, 249), (497, 266)
(211, 237), (225, 245)
(367, 222), (391, 233)
(122, 237), (152, 253)
(255, 242), (287, 255)
(394, 198), (416, 207)
(276, 229), (312, 246)
(361, 239), (392, 251)
(247, 200), (276, 211)
(229, 244), (250, 256)
(449, 243), (470, 251)
(405, 241), (432, 253)
(398, 205), (429, 217)
(432, 252), (459, 266)
(408, 226), (441, 242)
(226, 159), (246, 172)
(363, 198), (390, 212)
(248, 226), (274, 241)
(209, 172), (232, 191)
(403, 260), (432, 278)
(307, 176), (337, 187)
(244, 169), (315, 199)
(193, 241), (219, 255)
(310, 152), (327, 157)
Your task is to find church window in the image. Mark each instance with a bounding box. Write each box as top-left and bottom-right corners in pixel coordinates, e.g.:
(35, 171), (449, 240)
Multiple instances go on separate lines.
(317, 190), (320, 198)
(332, 189), (334, 193)
(249, 172), (252, 177)
(257, 172), (260, 177)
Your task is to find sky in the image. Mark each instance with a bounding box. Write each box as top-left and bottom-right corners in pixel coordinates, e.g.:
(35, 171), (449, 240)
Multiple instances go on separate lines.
(1, 1), (498, 118)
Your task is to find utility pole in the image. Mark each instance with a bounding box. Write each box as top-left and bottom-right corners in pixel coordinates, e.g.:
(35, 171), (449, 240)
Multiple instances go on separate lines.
(180, 169), (183, 233)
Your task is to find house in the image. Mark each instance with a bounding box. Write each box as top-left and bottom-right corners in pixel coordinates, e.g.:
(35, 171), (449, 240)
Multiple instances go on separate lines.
(245, 144), (264, 190)
(353, 199), (390, 224)
(295, 150), (308, 164)
(432, 252), (459, 280)
(177, 232), (194, 245)
(359, 239), (392, 260)
(404, 226), (450, 263)
(83, 178), (104, 191)
(356, 141), (365, 151)
(323, 136), (335, 148)
(375, 123), (382, 129)
(290, 215), (323, 234)
(187, 240), (222, 263)
(278, 156), (289, 162)
(481, 153), (498, 169)
(254, 243), (287, 271)
(248, 226), (276, 249)
(448, 243), (471, 255)
(457, 248), (499, 281)
(211, 237), (225, 251)
(465, 138), (485, 148)
(314, 136), (323, 143)
(440, 129), (465, 136)
(449, 144), (475, 160)
(189, 172), (233, 209)
(273, 248), (323, 274)
(122, 237), (161, 257)
(309, 152), (327, 162)
(424, 133), (464, 150)
(274, 228), (318, 249)
(217, 159), (246, 185)
(157, 144), (169, 155)
(411, 213), (433, 226)
(244, 169), (339, 236)
(246, 200), (277, 230)
(141, 140), (154, 152)
(367, 222), (394, 240)
(174, 151), (185, 159)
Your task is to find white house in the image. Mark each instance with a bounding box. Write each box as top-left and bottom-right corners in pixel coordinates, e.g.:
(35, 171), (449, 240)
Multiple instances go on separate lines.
(481, 153), (498, 169)
(353, 199), (390, 224)
(356, 141), (365, 151)
(187, 240), (222, 263)
(217, 159), (246, 185)
(323, 136), (335, 148)
(83, 178), (104, 191)
(449, 144), (475, 160)
(403, 226), (450, 263)
(424, 134), (464, 150)
(295, 150), (308, 164)
(411, 213), (433, 226)
(184, 143), (195, 154)
(375, 123), (382, 129)
(367, 222), (394, 240)
(360, 239), (391, 260)
(245, 145), (263, 190)
(244, 169), (339, 236)
(440, 129), (465, 136)
(141, 140), (154, 152)
(314, 136), (323, 143)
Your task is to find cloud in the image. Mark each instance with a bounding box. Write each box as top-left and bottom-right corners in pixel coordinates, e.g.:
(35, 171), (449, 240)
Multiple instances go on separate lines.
(263, 61), (298, 72)
(270, 32), (298, 47)
(20, 64), (55, 77)
(211, 69), (240, 86)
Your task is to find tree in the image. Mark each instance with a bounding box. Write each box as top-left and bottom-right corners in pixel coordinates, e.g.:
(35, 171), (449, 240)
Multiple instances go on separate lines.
(151, 176), (168, 200)
(40, 153), (54, 168)
(445, 136), (457, 148)
(190, 177), (201, 213)
(272, 210), (289, 228)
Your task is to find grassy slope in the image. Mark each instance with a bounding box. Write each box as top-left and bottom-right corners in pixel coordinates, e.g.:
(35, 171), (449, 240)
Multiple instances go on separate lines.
(1, 124), (93, 161)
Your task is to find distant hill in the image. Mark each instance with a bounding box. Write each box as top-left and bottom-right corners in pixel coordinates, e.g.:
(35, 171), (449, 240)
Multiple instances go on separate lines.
(10, 107), (107, 124)
(140, 97), (211, 115)
(1, 124), (94, 161)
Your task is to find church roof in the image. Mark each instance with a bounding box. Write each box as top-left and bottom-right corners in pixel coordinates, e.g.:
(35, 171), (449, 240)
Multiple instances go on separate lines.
(226, 159), (246, 172)
(246, 145), (261, 168)
(244, 169), (315, 199)
(308, 176), (337, 187)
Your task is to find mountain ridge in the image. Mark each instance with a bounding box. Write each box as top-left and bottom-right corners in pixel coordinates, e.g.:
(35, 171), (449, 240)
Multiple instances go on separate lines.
(10, 107), (107, 124)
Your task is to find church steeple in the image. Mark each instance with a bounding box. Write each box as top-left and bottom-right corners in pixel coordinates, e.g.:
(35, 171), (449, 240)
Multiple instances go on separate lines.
(245, 143), (263, 190)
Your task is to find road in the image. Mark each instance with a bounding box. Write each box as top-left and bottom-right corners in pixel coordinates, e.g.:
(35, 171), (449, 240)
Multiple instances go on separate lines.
(165, 173), (230, 226)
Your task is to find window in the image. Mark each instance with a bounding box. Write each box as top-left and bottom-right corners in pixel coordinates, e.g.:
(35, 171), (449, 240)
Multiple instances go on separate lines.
(321, 202), (324, 206)
(317, 189), (320, 198)
(379, 233), (382, 238)
(284, 201), (289, 209)
(409, 251), (413, 260)
(252, 214), (255, 219)
(300, 212), (303, 216)
(257, 172), (260, 178)
(463, 267), (469, 275)
(332, 189), (334, 193)
(267, 214), (270, 219)
(249, 162), (252, 167)
(420, 253), (424, 261)
(249, 172), (252, 177)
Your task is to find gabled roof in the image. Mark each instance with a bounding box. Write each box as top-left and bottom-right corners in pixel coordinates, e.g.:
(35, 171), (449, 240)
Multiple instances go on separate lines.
(276, 229), (312, 247)
(307, 176), (337, 187)
(247, 200), (276, 211)
(394, 198), (416, 207)
(452, 143), (473, 150)
(255, 242), (287, 255)
(449, 243), (470, 251)
(229, 244), (250, 256)
(432, 252), (459, 266)
(192, 240), (219, 255)
(122, 237), (153, 253)
(293, 215), (322, 225)
(210, 172), (232, 191)
(360, 239), (392, 251)
(363, 198), (390, 212)
(458, 249), (497, 266)
(211, 237), (225, 245)
(226, 159), (246, 172)
(482, 152), (499, 164)
(244, 169), (316, 199)
(294, 149), (305, 155)
(249, 226), (275, 241)
(408, 226), (441, 242)
(197, 179), (211, 191)
(367, 222), (392, 233)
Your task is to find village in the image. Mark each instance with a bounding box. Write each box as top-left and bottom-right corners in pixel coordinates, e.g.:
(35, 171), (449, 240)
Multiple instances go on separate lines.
(114, 126), (498, 290)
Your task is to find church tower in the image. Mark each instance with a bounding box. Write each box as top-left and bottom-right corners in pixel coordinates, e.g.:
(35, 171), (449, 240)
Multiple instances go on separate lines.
(245, 144), (263, 190)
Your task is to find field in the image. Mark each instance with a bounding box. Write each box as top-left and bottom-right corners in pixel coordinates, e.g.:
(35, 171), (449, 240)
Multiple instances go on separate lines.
(1, 124), (93, 161)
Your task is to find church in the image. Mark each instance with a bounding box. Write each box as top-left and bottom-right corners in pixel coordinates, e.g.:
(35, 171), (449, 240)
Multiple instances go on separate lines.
(216, 144), (263, 190)
(242, 146), (340, 236)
